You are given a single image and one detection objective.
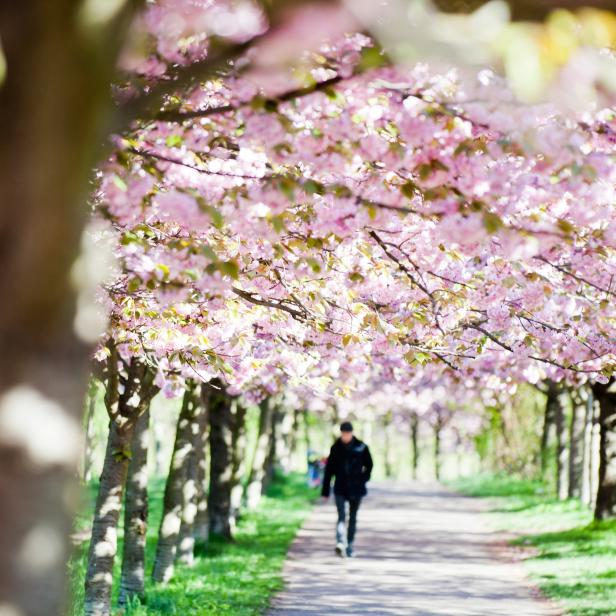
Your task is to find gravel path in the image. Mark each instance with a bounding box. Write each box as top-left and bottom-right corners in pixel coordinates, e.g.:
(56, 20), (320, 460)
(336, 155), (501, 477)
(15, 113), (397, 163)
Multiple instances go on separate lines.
(267, 481), (561, 616)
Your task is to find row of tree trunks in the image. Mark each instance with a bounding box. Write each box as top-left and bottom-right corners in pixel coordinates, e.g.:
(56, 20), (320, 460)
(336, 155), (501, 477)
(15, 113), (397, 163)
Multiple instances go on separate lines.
(83, 352), (158, 616)
(152, 384), (202, 583)
(540, 380), (614, 520)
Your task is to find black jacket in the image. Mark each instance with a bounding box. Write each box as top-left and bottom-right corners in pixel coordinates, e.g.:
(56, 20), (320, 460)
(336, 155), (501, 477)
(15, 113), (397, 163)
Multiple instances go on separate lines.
(321, 436), (373, 499)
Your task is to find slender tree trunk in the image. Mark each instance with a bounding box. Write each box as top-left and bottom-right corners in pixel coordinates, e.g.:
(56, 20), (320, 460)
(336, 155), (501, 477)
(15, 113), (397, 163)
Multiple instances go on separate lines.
(230, 401), (248, 520)
(246, 398), (275, 509)
(83, 380), (99, 483)
(84, 421), (135, 616)
(581, 389), (596, 506)
(274, 406), (294, 474)
(410, 412), (419, 480)
(383, 411), (394, 478)
(177, 388), (205, 566)
(152, 385), (199, 583)
(592, 380), (616, 520)
(118, 407), (151, 606)
(288, 408), (302, 470)
(590, 395), (602, 509)
(84, 354), (158, 616)
(568, 387), (587, 499)
(264, 402), (281, 490)
(194, 385), (211, 542)
(434, 421), (442, 481)
(548, 382), (569, 500)
(208, 386), (236, 540)
(539, 390), (554, 478)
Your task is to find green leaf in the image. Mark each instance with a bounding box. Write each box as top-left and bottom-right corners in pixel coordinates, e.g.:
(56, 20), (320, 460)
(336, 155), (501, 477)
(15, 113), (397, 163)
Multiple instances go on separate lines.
(112, 174), (127, 192)
(165, 134), (183, 147)
(400, 181), (419, 199)
(483, 212), (503, 234)
(219, 260), (240, 280)
(303, 179), (324, 195)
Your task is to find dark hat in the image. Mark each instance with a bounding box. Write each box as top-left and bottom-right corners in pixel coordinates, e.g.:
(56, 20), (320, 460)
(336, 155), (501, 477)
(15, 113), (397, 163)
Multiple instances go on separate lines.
(340, 421), (353, 432)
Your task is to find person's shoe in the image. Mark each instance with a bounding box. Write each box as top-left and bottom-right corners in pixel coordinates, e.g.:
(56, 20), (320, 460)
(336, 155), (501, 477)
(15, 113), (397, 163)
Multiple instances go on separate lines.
(335, 542), (346, 557)
(346, 544), (354, 557)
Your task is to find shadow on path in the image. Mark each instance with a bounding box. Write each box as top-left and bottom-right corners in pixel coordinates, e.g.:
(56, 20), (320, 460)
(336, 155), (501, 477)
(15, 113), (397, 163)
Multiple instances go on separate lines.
(267, 481), (561, 616)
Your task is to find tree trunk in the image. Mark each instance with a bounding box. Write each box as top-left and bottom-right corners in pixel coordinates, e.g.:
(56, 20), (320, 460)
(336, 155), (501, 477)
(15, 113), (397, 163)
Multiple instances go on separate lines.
(118, 407), (151, 606)
(152, 385), (199, 583)
(0, 5), (137, 610)
(410, 412), (419, 480)
(539, 389), (554, 478)
(84, 421), (134, 616)
(83, 379), (99, 483)
(230, 401), (248, 520)
(383, 411), (394, 478)
(194, 385), (211, 542)
(581, 389), (597, 506)
(84, 354), (158, 616)
(548, 382), (569, 500)
(208, 386), (236, 540)
(592, 379), (616, 520)
(275, 406), (294, 474)
(568, 387), (587, 499)
(246, 398), (274, 509)
(177, 388), (206, 566)
(434, 421), (442, 481)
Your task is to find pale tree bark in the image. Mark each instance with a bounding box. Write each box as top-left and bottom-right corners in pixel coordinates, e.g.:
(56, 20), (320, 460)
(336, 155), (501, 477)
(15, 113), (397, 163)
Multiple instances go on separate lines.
(208, 385), (236, 540)
(84, 351), (158, 616)
(539, 389), (554, 478)
(152, 384), (200, 583)
(275, 406), (295, 474)
(547, 382), (569, 500)
(409, 412), (419, 480)
(383, 411), (394, 479)
(592, 379), (616, 520)
(193, 385), (211, 542)
(177, 388), (206, 566)
(83, 379), (99, 483)
(118, 407), (151, 606)
(288, 408), (302, 470)
(589, 395), (601, 510)
(230, 401), (248, 520)
(434, 419), (443, 481)
(581, 389), (597, 507)
(0, 5), (138, 614)
(246, 398), (275, 510)
(568, 386), (588, 499)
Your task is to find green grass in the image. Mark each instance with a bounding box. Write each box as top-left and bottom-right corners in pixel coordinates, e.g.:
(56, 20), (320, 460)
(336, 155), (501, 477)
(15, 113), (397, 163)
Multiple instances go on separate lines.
(450, 474), (616, 616)
(68, 473), (318, 615)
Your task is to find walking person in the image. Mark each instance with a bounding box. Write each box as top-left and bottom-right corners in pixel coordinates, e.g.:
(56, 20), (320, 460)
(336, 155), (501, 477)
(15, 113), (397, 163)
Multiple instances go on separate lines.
(321, 421), (373, 557)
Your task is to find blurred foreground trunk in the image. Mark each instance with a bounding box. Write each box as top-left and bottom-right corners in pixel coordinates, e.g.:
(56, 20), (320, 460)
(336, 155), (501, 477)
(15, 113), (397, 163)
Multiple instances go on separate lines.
(0, 3), (134, 614)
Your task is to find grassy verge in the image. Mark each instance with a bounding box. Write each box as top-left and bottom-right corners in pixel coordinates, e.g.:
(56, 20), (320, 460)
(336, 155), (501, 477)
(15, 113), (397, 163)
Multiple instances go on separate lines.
(69, 472), (318, 615)
(450, 474), (616, 616)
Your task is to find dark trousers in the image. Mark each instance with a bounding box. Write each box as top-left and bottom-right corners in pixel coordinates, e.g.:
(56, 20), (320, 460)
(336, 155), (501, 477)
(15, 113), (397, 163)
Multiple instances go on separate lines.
(335, 494), (361, 546)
